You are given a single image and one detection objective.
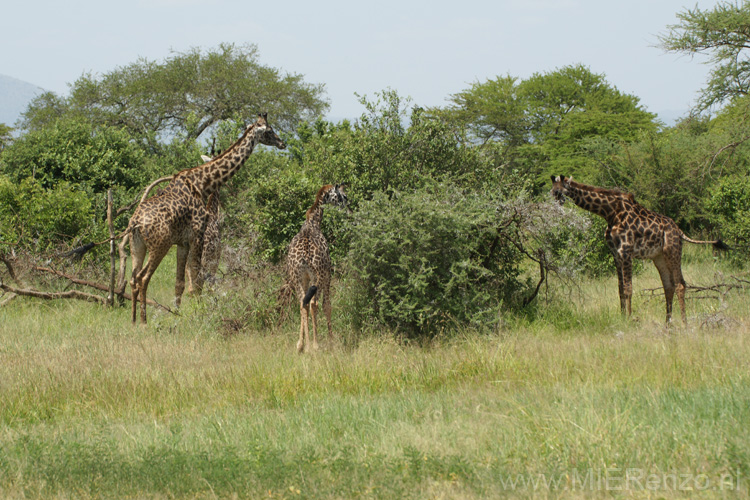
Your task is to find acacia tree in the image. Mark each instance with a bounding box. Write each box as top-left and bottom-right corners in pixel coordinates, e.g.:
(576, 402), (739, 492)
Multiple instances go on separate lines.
(439, 65), (657, 189)
(660, 1), (750, 110)
(20, 43), (329, 149)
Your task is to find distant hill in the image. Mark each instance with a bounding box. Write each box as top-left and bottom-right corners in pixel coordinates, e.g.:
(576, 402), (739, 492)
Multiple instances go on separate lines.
(0, 74), (46, 127)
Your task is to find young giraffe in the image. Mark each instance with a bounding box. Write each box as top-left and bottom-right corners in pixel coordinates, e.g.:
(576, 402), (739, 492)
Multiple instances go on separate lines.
(550, 175), (726, 324)
(286, 184), (348, 352)
(129, 113), (285, 324)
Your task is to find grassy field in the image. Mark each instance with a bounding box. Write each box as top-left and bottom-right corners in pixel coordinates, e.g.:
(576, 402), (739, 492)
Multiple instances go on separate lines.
(1, 245), (749, 498)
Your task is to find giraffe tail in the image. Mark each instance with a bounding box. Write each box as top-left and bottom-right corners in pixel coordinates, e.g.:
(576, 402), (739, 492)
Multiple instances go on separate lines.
(303, 285), (318, 307)
(681, 233), (730, 251)
(60, 242), (97, 260)
(61, 228), (133, 260)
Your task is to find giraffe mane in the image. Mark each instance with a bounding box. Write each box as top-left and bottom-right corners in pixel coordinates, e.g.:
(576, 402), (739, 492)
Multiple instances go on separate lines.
(189, 119), (263, 171)
(568, 179), (634, 201)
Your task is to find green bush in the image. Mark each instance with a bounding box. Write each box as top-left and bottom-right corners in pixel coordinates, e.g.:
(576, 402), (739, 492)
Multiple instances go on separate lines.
(345, 183), (528, 336)
(706, 175), (750, 263)
(0, 118), (147, 193)
(0, 176), (92, 251)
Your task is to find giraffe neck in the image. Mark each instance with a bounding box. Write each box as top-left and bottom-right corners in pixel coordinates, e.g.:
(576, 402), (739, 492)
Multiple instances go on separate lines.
(175, 124), (261, 199)
(303, 185), (334, 230)
(304, 201), (325, 230)
(565, 181), (628, 222)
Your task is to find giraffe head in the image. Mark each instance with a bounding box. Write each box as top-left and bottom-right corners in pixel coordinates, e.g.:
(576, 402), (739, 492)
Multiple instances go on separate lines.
(550, 175), (572, 205)
(252, 113), (286, 150)
(322, 183), (349, 209)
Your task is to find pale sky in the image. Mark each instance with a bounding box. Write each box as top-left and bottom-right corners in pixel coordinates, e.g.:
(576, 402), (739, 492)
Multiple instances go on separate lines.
(2, 0), (721, 123)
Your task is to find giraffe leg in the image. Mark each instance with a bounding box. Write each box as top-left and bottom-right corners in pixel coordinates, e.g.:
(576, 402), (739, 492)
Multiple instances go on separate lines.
(130, 232), (146, 324)
(175, 244), (189, 308)
(653, 255), (675, 324)
(135, 248), (169, 325)
(131, 277), (140, 324)
(613, 257), (627, 317)
(116, 233), (130, 297)
(668, 248), (687, 325)
(139, 272), (153, 324)
(131, 266), (150, 325)
(310, 296), (320, 351)
(188, 220), (206, 297)
(676, 279), (687, 325)
(297, 301), (309, 353)
(620, 255), (634, 318)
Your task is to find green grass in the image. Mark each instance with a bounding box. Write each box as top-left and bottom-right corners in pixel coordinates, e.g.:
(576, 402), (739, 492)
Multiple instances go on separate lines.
(0, 245), (749, 498)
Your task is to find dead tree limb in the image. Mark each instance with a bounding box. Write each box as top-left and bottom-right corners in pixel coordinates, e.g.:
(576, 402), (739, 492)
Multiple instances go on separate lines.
(523, 248), (547, 307)
(0, 281), (107, 305)
(0, 292), (17, 306)
(33, 266), (174, 313)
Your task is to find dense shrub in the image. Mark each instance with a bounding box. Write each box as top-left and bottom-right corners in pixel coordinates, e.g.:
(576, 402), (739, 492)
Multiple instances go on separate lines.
(345, 182), (529, 335)
(0, 176), (92, 251)
(0, 118), (147, 194)
(706, 175), (750, 263)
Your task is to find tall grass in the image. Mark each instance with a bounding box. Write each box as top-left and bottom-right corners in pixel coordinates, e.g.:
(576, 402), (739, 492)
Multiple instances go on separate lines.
(0, 245), (748, 498)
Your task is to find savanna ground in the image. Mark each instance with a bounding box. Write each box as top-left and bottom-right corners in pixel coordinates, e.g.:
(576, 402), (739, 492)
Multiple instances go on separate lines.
(0, 245), (749, 499)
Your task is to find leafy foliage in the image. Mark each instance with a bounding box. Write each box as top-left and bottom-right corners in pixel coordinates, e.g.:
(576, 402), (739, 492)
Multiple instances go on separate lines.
(20, 44), (328, 149)
(0, 176), (92, 251)
(346, 183), (529, 335)
(441, 65), (657, 191)
(660, 1), (750, 110)
(707, 175), (750, 262)
(0, 123), (12, 151)
(0, 118), (147, 194)
(297, 90), (502, 197)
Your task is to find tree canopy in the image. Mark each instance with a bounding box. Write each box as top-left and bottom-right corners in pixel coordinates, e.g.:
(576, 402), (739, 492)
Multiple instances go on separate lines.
(20, 43), (329, 149)
(439, 64), (658, 188)
(660, 1), (750, 110)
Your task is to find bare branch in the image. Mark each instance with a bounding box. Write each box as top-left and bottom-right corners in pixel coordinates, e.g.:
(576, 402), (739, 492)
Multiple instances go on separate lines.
(33, 266), (175, 313)
(0, 281), (107, 305)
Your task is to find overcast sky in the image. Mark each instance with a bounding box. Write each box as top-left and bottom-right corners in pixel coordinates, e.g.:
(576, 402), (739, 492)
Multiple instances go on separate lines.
(2, 0), (721, 123)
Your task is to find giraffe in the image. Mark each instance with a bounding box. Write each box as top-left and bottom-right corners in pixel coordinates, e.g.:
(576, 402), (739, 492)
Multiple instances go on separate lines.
(128, 113), (286, 324)
(286, 184), (348, 352)
(550, 175), (726, 324)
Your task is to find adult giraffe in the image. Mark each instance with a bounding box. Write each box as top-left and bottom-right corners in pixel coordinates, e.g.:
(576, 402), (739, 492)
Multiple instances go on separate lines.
(550, 175), (726, 324)
(129, 113), (285, 324)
